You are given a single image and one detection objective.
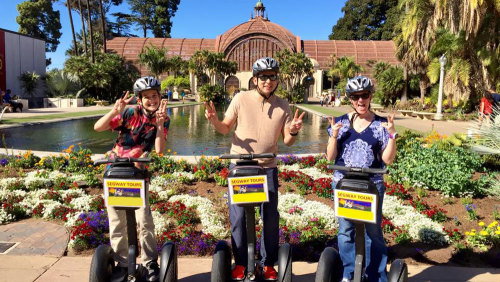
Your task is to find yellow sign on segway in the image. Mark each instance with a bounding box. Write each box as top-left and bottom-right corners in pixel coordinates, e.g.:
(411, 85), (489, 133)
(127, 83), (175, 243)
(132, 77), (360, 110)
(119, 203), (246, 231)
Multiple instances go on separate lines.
(104, 178), (146, 208)
(228, 175), (269, 204)
(334, 189), (378, 223)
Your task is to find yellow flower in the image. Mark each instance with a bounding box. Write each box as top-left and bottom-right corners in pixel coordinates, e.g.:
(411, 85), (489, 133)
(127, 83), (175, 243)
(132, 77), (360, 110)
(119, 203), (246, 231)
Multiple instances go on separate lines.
(167, 149), (171, 153)
(470, 232), (476, 236)
(495, 231), (500, 235)
(471, 229), (476, 232)
(492, 221), (498, 226)
(173, 151), (177, 155)
(479, 222), (485, 227)
(480, 230), (488, 236)
(465, 232), (470, 236)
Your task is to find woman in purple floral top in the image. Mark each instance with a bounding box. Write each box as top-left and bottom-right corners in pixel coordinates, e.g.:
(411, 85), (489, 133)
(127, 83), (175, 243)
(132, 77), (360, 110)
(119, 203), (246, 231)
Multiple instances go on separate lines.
(326, 76), (397, 282)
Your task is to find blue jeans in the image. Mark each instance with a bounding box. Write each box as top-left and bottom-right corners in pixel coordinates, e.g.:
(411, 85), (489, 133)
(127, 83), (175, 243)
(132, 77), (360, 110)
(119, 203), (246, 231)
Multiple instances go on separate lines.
(229, 167), (279, 267)
(333, 180), (388, 282)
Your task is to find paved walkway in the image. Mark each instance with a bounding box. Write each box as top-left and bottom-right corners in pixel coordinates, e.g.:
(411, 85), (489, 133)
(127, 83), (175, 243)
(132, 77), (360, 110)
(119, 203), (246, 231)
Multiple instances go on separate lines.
(0, 256), (498, 282)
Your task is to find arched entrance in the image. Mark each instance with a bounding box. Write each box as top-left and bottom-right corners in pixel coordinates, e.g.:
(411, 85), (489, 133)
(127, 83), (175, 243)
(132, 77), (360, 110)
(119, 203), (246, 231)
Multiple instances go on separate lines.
(225, 76), (240, 94)
(303, 76), (315, 101)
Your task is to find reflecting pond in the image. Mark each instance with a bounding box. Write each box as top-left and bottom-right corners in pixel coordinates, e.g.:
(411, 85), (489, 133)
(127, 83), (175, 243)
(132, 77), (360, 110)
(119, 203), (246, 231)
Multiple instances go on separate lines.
(0, 104), (331, 155)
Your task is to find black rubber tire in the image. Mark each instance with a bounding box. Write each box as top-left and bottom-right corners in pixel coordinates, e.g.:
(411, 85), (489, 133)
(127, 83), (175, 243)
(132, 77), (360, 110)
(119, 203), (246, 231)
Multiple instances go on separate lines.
(211, 240), (231, 282)
(159, 241), (178, 282)
(89, 244), (115, 282)
(315, 247), (341, 282)
(277, 243), (292, 282)
(387, 259), (408, 282)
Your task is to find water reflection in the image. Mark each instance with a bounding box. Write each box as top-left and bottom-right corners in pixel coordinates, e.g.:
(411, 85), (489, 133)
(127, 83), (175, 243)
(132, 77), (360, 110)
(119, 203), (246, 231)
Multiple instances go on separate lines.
(0, 105), (331, 155)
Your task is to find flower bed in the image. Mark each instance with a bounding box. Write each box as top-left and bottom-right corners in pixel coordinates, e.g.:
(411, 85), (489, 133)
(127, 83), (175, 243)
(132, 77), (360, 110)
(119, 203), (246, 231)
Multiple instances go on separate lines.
(0, 139), (498, 264)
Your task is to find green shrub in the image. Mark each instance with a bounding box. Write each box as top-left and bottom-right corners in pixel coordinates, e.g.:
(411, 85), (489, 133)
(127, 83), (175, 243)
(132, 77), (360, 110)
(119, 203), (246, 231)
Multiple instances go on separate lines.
(390, 135), (486, 197)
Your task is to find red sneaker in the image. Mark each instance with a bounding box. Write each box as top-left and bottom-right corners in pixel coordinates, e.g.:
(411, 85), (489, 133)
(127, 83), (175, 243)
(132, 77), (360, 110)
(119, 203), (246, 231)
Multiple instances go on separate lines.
(231, 265), (245, 280)
(263, 266), (278, 281)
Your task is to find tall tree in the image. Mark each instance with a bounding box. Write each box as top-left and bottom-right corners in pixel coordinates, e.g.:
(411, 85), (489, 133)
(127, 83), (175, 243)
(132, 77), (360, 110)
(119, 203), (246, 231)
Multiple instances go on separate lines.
(16, 0), (62, 55)
(77, 0), (88, 55)
(329, 0), (399, 40)
(66, 1), (78, 56)
(152, 0), (180, 37)
(109, 12), (134, 37)
(86, 0), (95, 62)
(127, 0), (155, 37)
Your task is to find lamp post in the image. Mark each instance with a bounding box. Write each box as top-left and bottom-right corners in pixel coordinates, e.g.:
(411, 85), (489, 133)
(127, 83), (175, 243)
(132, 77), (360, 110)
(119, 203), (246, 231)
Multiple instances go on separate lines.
(435, 54), (447, 120)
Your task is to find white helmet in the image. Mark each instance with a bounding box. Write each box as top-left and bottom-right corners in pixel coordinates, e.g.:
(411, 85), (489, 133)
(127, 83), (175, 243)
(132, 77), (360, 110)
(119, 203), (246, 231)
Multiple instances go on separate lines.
(345, 76), (374, 97)
(252, 57), (279, 76)
(133, 76), (161, 97)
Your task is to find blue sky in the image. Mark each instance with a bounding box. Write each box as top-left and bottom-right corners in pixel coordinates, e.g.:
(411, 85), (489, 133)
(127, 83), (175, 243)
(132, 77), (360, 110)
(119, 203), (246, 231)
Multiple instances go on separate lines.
(2, 0), (346, 70)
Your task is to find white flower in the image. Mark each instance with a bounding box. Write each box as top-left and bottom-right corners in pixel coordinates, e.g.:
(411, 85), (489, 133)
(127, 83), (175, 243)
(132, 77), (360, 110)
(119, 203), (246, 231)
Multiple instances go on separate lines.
(68, 174), (87, 182)
(0, 209), (15, 224)
(168, 195), (229, 239)
(152, 210), (174, 237)
(70, 195), (97, 212)
(279, 165), (330, 180)
(65, 211), (85, 228)
(278, 193), (336, 230)
(383, 195), (447, 244)
(0, 177), (25, 191)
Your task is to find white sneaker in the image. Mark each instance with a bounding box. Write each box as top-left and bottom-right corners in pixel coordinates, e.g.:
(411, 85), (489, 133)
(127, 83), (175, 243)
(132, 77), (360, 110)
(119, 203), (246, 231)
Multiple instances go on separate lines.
(341, 279), (351, 282)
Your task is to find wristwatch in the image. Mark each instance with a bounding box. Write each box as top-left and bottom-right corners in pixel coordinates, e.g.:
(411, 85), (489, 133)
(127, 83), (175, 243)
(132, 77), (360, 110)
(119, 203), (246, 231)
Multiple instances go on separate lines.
(389, 132), (398, 139)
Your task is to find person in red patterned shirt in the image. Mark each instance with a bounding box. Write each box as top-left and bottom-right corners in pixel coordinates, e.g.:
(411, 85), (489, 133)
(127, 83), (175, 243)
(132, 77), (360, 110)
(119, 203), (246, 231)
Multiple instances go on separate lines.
(94, 76), (169, 282)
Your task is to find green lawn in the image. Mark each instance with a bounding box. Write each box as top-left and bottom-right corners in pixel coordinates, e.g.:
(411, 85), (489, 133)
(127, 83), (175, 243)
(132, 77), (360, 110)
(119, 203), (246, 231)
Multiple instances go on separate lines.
(298, 103), (421, 134)
(0, 102), (200, 124)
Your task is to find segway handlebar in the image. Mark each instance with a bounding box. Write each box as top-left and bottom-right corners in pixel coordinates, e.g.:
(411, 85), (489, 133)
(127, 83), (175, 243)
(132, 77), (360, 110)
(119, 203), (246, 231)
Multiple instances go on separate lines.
(219, 153), (276, 160)
(327, 165), (387, 175)
(94, 157), (152, 165)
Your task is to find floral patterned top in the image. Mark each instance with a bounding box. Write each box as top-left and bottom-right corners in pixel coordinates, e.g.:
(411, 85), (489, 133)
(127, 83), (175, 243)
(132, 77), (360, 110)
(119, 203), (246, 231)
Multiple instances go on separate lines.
(107, 105), (170, 158)
(327, 113), (389, 184)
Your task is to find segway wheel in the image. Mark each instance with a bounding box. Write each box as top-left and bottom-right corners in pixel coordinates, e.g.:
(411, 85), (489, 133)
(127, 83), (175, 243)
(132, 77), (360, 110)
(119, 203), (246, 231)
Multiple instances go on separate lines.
(277, 243), (292, 282)
(89, 244), (115, 282)
(387, 259), (408, 282)
(314, 247), (341, 282)
(159, 241), (178, 282)
(211, 240), (231, 282)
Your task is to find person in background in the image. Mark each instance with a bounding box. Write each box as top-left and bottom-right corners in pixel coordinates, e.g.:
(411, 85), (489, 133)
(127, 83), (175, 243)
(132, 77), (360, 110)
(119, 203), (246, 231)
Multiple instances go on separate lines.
(2, 89), (23, 112)
(479, 90), (494, 127)
(181, 90), (185, 104)
(94, 76), (170, 282)
(326, 76), (397, 282)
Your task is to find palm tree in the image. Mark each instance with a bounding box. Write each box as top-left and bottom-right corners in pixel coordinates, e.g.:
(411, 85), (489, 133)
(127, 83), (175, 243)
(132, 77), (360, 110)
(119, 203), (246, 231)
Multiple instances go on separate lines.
(77, 0), (88, 55)
(85, 0), (95, 63)
(138, 44), (169, 78)
(328, 56), (364, 93)
(99, 0), (106, 52)
(66, 1), (78, 56)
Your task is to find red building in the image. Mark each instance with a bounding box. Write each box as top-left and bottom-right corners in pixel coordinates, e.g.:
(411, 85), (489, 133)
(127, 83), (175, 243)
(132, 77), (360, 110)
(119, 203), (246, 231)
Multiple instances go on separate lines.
(107, 0), (398, 99)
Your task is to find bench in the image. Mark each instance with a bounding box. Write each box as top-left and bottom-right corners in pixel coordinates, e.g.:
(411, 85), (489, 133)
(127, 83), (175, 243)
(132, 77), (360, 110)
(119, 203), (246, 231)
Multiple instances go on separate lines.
(398, 110), (414, 117)
(95, 100), (109, 106)
(371, 106), (384, 112)
(413, 111), (434, 120)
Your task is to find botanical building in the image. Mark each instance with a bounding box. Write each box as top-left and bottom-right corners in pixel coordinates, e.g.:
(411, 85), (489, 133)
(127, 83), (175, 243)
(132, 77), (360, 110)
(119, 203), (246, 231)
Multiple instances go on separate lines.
(107, 1), (398, 99)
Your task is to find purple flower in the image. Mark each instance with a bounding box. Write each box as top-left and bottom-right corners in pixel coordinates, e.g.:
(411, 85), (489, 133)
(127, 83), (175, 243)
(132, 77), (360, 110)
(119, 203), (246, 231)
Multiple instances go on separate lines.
(0, 159), (8, 166)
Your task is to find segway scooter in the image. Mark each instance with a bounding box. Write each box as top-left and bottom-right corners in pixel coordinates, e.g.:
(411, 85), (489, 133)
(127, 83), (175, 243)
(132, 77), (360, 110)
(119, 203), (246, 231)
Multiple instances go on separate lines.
(315, 165), (408, 282)
(211, 153), (292, 282)
(89, 157), (178, 282)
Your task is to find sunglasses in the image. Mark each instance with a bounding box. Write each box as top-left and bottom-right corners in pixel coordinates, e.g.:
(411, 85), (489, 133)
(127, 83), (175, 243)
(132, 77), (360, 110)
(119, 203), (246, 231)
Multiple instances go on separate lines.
(349, 92), (371, 100)
(258, 74), (278, 81)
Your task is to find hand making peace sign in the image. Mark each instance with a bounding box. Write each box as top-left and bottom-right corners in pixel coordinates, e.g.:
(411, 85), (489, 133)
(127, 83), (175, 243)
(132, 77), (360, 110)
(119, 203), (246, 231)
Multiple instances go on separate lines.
(113, 91), (135, 115)
(289, 109), (306, 134)
(155, 99), (169, 126)
(327, 116), (343, 138)
(204, 101), (218, 122)
(381, 113), (396, 135)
